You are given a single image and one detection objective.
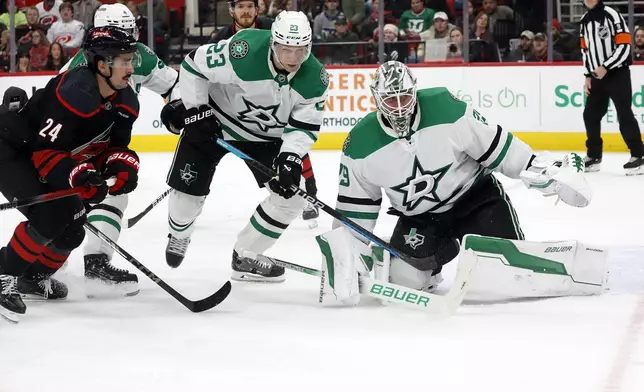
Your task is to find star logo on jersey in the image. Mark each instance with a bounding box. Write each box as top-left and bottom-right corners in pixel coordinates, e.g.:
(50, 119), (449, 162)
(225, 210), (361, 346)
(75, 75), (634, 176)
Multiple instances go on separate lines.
(404, 228), (425, 250)
(180, 164), (198, 185)
(390, 157), (451, 212)
(237, 98), (287, 133)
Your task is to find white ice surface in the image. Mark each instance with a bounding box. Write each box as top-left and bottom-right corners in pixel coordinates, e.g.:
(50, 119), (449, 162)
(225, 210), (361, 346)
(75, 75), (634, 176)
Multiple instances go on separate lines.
(1, 151), (643, 392)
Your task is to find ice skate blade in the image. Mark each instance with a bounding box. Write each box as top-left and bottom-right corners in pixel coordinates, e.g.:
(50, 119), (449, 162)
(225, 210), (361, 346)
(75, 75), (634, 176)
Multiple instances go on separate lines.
(0, 307), (20, 323)
(21, 293), (67, 301)
(624, 166), (644, 176)
(85, 278), (140, 298)
(585, 164), (600, 173)
(231, 270), (285, 283)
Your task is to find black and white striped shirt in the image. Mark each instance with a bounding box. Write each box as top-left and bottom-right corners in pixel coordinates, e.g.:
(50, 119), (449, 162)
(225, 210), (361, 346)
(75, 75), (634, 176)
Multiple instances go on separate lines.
(580, 3), (632, 77)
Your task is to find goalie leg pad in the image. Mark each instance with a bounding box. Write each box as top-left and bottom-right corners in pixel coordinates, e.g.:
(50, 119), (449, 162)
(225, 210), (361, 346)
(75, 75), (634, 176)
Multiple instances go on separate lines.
(463, 235), (608, 300)
(317, 227), (371, 306)
(168, 191), (205, 239)
(84, 193), (128, 258)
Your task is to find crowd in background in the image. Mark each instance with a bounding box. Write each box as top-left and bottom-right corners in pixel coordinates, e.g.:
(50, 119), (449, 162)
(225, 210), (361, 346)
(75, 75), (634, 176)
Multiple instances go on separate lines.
(4, 0), (644, 71)
(0, 0), (169, 72)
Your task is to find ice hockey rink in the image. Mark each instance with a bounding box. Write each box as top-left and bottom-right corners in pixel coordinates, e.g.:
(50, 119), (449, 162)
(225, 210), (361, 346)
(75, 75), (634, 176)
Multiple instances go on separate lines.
(0, 150), (643, 392)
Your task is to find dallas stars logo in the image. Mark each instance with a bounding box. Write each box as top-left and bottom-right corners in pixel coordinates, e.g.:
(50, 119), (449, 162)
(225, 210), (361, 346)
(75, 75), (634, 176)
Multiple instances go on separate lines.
(180, 164), (198, 185)
(404, 228), (425, 250)
(237, 97), (287, 132)
(390, 157), (451, 212)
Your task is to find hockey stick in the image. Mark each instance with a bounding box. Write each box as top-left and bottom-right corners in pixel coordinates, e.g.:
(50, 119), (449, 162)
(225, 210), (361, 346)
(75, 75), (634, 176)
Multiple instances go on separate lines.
(252, 252), (479, 315)
(0, 186), (87, 212)
(124, 188), (172, 228)
(215, 139), (438, 270)
(84, 222), (231, 312)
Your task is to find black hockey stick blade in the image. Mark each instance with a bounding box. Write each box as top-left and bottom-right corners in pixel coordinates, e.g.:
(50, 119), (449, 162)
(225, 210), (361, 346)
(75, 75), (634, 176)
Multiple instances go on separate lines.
(215, 139), (438, 270)
(84, 222), (231, 312)
(125, 188), (172, 229)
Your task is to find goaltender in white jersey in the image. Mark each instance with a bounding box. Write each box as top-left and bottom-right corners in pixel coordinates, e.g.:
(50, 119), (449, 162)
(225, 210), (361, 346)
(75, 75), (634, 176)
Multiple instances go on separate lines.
(317, 61), (608, 307)
(164, 11), (328, 282)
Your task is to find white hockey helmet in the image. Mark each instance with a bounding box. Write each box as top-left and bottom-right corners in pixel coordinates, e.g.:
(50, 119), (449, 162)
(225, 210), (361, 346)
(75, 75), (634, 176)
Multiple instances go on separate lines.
(94, 4), (139, 40)
(270, 11), (312, 72)
(370, 61), (418, 138)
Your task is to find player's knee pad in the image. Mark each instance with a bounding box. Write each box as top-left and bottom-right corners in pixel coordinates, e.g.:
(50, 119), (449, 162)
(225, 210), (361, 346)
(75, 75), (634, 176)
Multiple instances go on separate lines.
(52, 223), (86, 251)
(265, 191), (305, 223)
(28, 196), (86, 240)
(389, 257), (436, 291)
(168, 191), (205, 238)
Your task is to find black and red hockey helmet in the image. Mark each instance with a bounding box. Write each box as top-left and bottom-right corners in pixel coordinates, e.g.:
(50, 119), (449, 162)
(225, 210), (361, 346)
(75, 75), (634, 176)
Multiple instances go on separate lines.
(83, 26), (138, 71)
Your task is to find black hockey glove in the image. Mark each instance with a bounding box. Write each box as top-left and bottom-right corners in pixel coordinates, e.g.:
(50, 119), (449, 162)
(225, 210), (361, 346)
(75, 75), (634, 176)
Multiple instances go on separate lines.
(182, 105), (222, 142)
(102, 149), (140, 196)
(68, 163), (108, 204)
(161, 99), (187, 135)
(269, 152), (302, 199)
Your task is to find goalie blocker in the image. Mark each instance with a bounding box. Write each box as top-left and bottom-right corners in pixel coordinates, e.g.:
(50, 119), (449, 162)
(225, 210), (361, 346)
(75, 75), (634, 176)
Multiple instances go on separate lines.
(317, 227), (608, 307)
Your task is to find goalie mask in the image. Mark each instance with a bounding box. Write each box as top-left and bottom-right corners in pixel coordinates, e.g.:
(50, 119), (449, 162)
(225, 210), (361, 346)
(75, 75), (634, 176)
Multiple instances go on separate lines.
(370, 61), (418, 138)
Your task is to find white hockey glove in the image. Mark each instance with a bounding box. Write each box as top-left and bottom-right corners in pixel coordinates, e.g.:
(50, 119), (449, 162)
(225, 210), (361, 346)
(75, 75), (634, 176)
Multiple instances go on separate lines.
(520, 152), (592, 208)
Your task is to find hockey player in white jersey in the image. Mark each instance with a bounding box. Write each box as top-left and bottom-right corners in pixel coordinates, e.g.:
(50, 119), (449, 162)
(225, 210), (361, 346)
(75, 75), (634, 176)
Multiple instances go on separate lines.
(318, 61), (607, 306)
(52, 3), (180, 297)
(165, 11), (328, 282)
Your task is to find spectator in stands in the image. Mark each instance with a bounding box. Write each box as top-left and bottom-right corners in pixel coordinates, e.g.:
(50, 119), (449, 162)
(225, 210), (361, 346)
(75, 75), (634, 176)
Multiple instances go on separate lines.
(45, 41), (66, 71)
(419, 11), (455, 61)
(381, 23), (408, 63)
(0, 29), (9, 71)
(0, 3), (28, 28)
(526, 32), (563, 62)
(481, 0), (513, 34)
(386, 0), (413, 20)
(342, 0), (366, 26)
(258, 0), (268, 16)
(267, 0), (288, 18)
(356, 0), (393, 40)
(399, 0), (435, 42)
(455, 1), (474, 29)
(16, 53), (31, 72)
(550, 19), (580, 61)
(68, 0), (101, 29)
(469, 12), (499, 62)
(323, 16), (359, 64)
(313, 0), (345, 40)
(28, 29), (49, 70)
(506, 30), (533, 62)
(446, 26), (464, 59)
(47, 2), (84, 51)
(17, 7), (48, 50)
(634, 26), (644, 61)
(36, 0), (63, 29)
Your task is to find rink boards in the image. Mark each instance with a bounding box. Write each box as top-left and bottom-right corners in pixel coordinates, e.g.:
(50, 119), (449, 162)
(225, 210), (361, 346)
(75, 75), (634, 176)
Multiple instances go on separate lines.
(1, 63), (642, 152)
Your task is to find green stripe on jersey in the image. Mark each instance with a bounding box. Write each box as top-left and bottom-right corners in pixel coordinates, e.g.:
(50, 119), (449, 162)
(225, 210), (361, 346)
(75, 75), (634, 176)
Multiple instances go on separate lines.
(488, 133), (514, 170)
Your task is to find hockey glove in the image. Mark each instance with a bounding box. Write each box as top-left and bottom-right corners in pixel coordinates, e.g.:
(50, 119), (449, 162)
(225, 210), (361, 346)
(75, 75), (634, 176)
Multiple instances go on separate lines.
(269, 152), (302, 199)
(102, 150), (140, 196)
(69, 163), (108, 203)
(182, 105), (222, 142)
(161, 99), (187, 135)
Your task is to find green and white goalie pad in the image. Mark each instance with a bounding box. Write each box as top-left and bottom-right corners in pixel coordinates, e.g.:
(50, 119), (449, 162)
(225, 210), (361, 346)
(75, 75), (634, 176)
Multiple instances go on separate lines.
(462, 234), (608, 300)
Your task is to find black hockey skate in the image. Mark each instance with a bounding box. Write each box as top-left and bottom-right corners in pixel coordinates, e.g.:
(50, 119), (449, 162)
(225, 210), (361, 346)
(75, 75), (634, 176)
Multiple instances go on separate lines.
(231, 250), (285, 283)
(85, 254), (139, 296)
(583, 156), (601, 172)
(166, 234), (190, 268)
(17, 274), (68, 300)
(0, 274), (26, 323)
(624, 157), (644, 175)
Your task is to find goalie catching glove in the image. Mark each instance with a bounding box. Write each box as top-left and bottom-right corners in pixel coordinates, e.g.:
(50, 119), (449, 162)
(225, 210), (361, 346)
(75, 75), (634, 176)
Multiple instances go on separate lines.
(521, 152), (592, 207)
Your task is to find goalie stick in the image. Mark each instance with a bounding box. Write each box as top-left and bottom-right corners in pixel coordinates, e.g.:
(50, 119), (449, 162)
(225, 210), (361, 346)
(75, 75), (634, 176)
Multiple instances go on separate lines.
(251, 252), (479, 315)
(124, 188), (172, 228)
(215, 139), (439, 271)
(84, 222), (231, 312)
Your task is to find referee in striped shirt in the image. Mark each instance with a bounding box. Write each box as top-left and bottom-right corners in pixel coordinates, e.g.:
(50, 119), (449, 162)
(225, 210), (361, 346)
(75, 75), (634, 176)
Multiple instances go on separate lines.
(580, 0), (643, 174)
